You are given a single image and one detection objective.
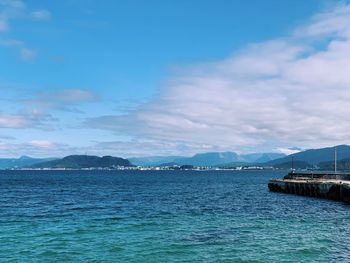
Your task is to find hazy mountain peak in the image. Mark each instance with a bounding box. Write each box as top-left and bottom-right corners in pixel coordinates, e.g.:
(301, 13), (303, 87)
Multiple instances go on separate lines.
(130, 151), (285, 167)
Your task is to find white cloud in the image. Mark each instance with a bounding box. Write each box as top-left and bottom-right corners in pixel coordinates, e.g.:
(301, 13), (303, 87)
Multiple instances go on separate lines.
(22, 88), (99, 112)
(20, 47), (36, 61)
(86, 3), (350, 155)
(0, 19), (8, 31)
(0, 113), (28, 128)
(29, 140), (55, 149)
(0, 111), (53, 129)
(0, 87), (97, 135)
(0, 0), (24, 30)
(0, 0), (25, 9)
(31, 10), (51, 20)
(0, 0), (50, 24)
(0, 38), (37, 61)
(276, 147), (303, 156)
(0, 38), (21, 46)
(0, 140), (74, 158)
(0, 0), (50, 61)
(54, 89), (98, 103)
(293, 3), (350, 38)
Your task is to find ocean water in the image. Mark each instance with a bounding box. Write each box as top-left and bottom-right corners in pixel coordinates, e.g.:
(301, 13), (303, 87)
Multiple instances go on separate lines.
(1, 170), (349, 262)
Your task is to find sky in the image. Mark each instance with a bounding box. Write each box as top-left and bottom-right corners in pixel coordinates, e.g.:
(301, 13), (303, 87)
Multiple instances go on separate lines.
(1, 0), (350, 158)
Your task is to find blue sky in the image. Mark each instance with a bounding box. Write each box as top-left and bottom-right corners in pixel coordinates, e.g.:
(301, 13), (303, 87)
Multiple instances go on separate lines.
(1, 0), (350, 157)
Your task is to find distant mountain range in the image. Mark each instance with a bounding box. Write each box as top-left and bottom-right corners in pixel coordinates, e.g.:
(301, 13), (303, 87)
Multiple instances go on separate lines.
(29, 155), (132, 169)
(130, 152), (286, 167)
(2, 145), (350, 170)
(131, 145), (350, 169)
(264, 145), (350, 169)
(128, 156), (184, 167)
(0, 156), (57, 169)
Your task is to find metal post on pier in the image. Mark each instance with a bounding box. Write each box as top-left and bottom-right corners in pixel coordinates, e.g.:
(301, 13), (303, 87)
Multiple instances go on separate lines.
(334, 146), (337, 179)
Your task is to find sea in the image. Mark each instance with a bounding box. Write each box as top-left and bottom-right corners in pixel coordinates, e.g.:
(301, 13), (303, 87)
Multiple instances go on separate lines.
(1, 170), (349, 262)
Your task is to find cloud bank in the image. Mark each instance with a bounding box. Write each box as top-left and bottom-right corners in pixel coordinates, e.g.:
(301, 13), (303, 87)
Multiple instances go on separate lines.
(23, 89), (98, 112)
(87, 3), (350, 155)
(0, 111), (52, 129)
(0, 88), (98, 131)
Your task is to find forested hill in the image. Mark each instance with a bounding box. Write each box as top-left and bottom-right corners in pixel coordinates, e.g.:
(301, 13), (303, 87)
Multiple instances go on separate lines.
(30, 155), (132, 169)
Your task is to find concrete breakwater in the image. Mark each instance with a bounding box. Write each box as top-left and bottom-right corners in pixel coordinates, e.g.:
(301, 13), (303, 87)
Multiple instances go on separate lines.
(268, 172), (350, 203)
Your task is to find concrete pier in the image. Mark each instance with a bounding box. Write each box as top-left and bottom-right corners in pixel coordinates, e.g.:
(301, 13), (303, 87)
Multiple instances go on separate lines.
(268, 172), (350, 203)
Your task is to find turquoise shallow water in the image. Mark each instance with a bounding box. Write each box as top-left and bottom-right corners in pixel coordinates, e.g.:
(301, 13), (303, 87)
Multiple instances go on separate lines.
(1, 170), (349, 262)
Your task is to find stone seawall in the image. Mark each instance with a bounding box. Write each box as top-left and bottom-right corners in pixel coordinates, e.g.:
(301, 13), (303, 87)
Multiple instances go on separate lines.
(268, 178), (350, 203)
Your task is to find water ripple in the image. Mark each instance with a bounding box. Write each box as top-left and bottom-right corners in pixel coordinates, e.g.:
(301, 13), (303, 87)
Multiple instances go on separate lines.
(0, 170), (349, 262)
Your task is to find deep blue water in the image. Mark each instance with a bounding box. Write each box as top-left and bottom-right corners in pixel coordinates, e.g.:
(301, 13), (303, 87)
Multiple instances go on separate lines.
(1, 170), (349, 262)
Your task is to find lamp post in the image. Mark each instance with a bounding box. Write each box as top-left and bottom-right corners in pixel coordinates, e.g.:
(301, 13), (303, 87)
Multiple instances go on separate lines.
(334, 146), (337, 181)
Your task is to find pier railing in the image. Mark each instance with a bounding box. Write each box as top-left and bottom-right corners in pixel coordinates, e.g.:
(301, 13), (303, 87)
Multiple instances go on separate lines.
(285, 172), (350, 181)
